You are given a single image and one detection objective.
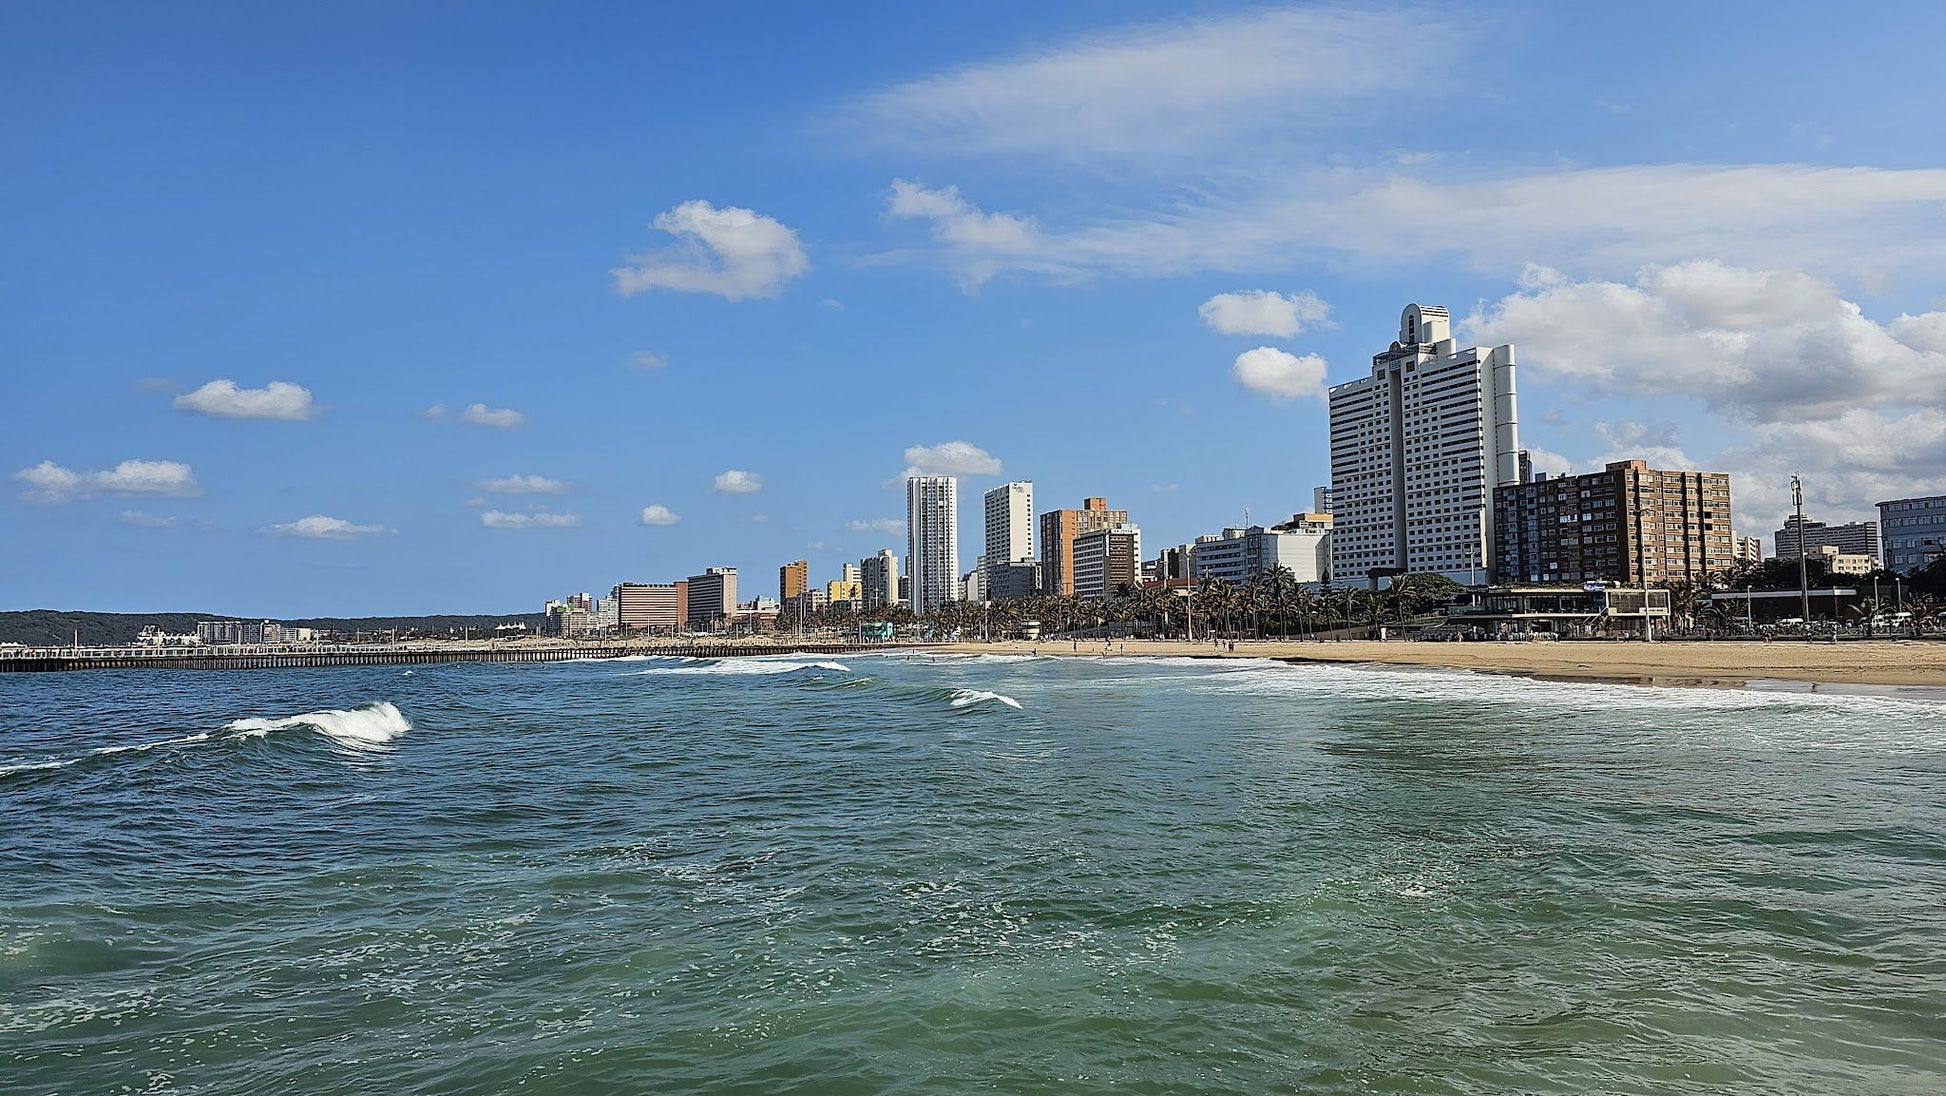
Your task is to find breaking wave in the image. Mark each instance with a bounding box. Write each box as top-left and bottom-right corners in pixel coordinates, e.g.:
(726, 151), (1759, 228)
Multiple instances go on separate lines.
(948, 689), (1023, 710)
(634, 659), (850, 677)
(227, 701), (411, 750)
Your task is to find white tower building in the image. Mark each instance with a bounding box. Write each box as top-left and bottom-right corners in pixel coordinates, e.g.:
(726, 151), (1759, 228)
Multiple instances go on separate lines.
(1328, 304), (1520, 586)
(906, 475), (960, 617)
(983, 481), (1034, 589)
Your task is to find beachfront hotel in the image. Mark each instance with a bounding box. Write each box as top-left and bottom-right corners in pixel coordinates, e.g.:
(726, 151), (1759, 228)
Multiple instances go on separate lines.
(983, 481), (1034, 593)
(1493, 461), (1735, 587)
(905, 476), (959, 617)
(1328, 304), (1522, 586)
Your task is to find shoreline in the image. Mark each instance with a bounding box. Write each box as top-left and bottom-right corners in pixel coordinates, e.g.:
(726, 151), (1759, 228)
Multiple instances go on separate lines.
(928, 638), (1946, 691)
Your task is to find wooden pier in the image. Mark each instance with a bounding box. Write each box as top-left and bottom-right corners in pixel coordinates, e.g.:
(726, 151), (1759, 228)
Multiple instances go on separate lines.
(0, 642), (910, 674)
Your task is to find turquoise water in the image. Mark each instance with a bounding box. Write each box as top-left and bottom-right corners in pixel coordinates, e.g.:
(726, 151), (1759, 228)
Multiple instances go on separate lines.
(3, 653), (1944, 1094)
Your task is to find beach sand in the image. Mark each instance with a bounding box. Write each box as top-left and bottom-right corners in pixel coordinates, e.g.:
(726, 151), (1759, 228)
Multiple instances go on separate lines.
(931, 637), (1946, 689)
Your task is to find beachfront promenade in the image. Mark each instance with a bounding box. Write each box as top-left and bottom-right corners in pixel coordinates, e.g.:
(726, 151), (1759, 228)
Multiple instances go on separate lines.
(0, 640), (917, 673)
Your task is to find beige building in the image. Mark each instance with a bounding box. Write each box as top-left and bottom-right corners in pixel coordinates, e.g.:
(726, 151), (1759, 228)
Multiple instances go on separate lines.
(613, 581), (687, 634)
(780, 559), (808, 602)
(1495, 460), (1735, 586)
(1040, 497), (1127, 596)
(1074, 523), (1142, 600)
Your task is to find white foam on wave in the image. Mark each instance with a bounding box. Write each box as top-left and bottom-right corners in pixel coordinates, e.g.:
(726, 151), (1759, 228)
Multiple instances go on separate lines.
(949, 689), (1023, 710)
(635, 659), (850, 677)
(2, 731), (214, 778)
(226, 701), (411, 750)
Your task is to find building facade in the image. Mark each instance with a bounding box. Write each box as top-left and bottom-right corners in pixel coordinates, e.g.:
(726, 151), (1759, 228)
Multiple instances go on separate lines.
(1329, 304), (1520, 585)
(1879, 494), (1946, 573)
(1493, 461), (1734, 586)
(861, 549), (901, 610)
(684, 568), (737, 630)
(1735, 535), (1763, 567)
(906, 476), (959, 617)
(987, 560), (1041, 601)
(614, 581), (686, 633)
(1073, 523), (1141, 600)
(780, 559), (808, 603)
(983, 481), (1034, 591)
(1772, 516), (1881, 563)
(1190, 513), (1333, 587)
(1040, 497), (1127, 596)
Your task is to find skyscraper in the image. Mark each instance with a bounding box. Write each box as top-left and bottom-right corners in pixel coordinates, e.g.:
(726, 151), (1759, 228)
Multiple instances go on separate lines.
(1073, 524), (1141, 600)
(684, 568), (737, 630)
(983, 481), (1034, 591)
(1329, 304), (1520, 586)
(906, 476), (959, 617)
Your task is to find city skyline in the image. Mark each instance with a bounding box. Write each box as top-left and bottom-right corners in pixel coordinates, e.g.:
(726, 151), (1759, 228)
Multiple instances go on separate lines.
(7, 4), (1946, 615)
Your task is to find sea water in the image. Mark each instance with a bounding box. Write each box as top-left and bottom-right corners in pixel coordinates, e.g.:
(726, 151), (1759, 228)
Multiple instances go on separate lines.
(3, 654), (1943, 1093)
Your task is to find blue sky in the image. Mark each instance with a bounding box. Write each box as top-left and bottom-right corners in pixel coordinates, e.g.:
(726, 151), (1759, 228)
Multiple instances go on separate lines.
(6, 2), (1946, 615)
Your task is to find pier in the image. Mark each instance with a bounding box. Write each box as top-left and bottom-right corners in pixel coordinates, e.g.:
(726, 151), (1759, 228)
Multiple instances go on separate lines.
(0, 642), (914, 674)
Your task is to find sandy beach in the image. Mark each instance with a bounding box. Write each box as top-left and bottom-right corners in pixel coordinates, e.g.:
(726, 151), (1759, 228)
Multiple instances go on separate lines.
(931, 637), (1946, 689)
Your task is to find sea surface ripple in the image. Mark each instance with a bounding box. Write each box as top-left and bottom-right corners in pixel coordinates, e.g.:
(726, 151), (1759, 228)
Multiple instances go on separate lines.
(3, 654), (1944, 1094)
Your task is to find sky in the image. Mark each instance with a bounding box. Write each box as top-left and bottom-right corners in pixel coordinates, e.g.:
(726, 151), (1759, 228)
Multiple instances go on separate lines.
(5, 1), (1946, 616)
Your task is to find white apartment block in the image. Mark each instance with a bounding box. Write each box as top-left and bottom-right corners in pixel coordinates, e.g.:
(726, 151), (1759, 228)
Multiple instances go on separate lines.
(1329, 304), (1520, 586)
(906, 475), (960, 617)
(983, 481), (1034, 587)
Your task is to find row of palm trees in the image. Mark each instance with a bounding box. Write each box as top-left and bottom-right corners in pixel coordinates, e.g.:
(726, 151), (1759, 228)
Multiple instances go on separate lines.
(785, 568), (1465, 640)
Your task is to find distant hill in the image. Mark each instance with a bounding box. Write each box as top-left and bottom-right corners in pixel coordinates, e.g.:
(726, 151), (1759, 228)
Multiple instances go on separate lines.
(0, 609), (545, 648)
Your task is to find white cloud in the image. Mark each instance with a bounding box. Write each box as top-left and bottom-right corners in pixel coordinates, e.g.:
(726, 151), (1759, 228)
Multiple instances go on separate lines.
(902, 440), (1002, 479)
(712, 470), (764, 493)
(639, 504), (680, 526)
(614, 200), (809, 301)
(1231, 347), (1328, 401)
(1151, 483), (1181, 493)
(837, 6), (1468, 160)
(119, 510), (176, 528)
(889, 180), (1039, 251)
(457, 403), (526, 429)
(479, 474), (568, 494)
(1199, 290), (1330, 337)
(173, 379), (321, 421)
(263, 515), (394, 540)
(876, 164), (1946, 286)
(630, 351), (668, 370)
(1464, 260), (1946, 423)
(819, 298), (845, 310)
(14, 459), (201, 503)
(846, 518), (905, 535)
(481, 510), (582, 529)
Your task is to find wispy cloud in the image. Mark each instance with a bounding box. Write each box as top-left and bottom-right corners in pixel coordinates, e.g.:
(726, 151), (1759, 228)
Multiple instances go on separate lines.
(478, 474), (568, 494)
(629, 351), (668, 370)
(427, 402), (527, 428)
(119, 510), (177, 528)
(14, 459), (201, 503)
(835, 6), (1470, 160)
(614, 200), (809, 301)
(846, 518), (905, 535)
(174, 379), (321, 421)
(481, 510), (582, 529)
(263, 514), (394, 540)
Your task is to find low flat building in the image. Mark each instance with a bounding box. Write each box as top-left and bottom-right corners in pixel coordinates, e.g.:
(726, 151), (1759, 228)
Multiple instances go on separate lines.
(1190, 514), (1331, 587)
(1447, 585), (1671, 638)
(614, 582), (686, 634)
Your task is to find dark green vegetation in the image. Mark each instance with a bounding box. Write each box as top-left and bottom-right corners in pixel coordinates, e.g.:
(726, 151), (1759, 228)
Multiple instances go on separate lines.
(0, 610), (543, 647)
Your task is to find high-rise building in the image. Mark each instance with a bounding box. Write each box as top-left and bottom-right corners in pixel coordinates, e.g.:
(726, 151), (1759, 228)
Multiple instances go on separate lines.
(906, 476), (959, 616)
(1493, 461), (1734, 586)
(1073, 523), (1141, 599)
(1329, 304), (1520, 585)
(684, 568), (737, 630)
(1313, 486), (1333, 515)
(861, 549), (901, 609)
(984, 481), (1034, 590)
(613, 581), (686, 633)
(1040, 497), (1128, 596)
(825, 579), (862, 606)
(841, 562), (862, 586)
(1878, 494), (1946, 573)
(1771, 516), (1881, 563)
(1735, 536), (1763, 567)
(780, 559), (808, 603)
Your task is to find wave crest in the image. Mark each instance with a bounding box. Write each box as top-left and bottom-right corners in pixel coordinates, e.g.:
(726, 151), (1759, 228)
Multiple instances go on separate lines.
(949, 689), (1023, 710)
(227, 701), (410, 750)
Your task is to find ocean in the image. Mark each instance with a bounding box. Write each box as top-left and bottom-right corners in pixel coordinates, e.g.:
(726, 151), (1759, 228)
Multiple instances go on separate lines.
(3, 653), (1943, 1094)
